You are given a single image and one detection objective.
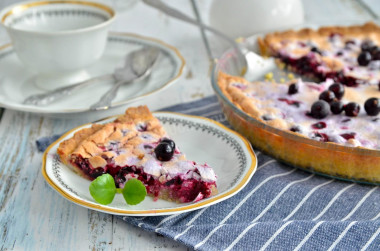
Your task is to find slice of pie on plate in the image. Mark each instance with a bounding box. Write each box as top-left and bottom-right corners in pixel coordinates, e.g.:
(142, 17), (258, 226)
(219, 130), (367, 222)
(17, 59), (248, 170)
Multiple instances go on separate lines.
(57, 106), (217, 203)
(258, 22), (380, 87)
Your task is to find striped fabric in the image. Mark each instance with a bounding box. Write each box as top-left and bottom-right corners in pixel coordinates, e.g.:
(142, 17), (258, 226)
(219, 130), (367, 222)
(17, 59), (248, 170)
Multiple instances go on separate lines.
(123, 96), (380, 250)
(37, 96), (380, 250)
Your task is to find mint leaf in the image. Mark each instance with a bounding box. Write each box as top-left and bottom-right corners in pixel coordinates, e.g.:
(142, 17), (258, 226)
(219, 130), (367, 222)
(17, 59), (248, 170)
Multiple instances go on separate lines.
(122, 179), (147, 205)
(89, 174), (116, 205)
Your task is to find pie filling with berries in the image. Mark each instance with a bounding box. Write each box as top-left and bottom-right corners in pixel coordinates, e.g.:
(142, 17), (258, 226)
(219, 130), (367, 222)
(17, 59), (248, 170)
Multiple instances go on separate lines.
(57, 106), (217, 203)
(215, 23), (380, 183)
(218, 71), (380, 149)
(258, 22), (380, 87)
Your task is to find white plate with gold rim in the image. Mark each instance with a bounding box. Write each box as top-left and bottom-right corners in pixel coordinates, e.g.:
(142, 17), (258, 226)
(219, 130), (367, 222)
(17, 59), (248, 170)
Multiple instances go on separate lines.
(0, 33), (185, 115)
(42, 112), (257, 216)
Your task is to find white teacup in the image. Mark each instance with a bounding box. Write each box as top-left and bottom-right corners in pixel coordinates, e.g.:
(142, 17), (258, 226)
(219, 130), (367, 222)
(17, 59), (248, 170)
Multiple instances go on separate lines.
(209, 0), (304, 38)
(0, 0), (115, 89)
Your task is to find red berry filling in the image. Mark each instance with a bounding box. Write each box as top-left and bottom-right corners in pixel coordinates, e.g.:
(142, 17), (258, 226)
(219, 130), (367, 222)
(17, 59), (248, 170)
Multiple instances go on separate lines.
(311, 132), (329, 142)
(278, 98), (301, 107)
(278, 54), (361, 87)
(71, 156), (215, 203)
(340, 133), (356, 140)
(311, 122), (327, 129)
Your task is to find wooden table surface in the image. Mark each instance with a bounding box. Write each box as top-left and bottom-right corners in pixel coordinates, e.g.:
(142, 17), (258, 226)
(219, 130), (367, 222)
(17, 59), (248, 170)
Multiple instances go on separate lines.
(1, 0), (379, 250)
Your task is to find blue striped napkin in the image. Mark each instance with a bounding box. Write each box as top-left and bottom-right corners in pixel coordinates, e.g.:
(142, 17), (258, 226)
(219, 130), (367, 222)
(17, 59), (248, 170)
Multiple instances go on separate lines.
(37, 96), (380, 250)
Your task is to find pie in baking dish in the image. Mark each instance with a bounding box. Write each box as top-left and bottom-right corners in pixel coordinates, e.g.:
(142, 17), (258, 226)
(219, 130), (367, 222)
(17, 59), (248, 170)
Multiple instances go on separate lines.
(57, 106), (217, 203)
(215, 22), (380, 183)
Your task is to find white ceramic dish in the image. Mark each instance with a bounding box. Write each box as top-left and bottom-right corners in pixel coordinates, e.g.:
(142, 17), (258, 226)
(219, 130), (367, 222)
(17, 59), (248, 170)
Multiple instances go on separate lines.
(0, 0), (115, 78)
(209, 0), (304, 38)
(0, 33), (185, 115)
(42, 112), (257, 216)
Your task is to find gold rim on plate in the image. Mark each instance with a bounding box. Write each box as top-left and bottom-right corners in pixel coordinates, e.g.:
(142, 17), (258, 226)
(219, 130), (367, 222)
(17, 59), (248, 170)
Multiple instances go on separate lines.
(0, 32), (186, 114)
(1, 0), (115, 24)
(41, 112), (257, 215)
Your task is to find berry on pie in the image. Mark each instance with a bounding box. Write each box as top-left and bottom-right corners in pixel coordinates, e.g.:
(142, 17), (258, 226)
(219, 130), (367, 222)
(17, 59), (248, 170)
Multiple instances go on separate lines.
(57, 106), (217, 203)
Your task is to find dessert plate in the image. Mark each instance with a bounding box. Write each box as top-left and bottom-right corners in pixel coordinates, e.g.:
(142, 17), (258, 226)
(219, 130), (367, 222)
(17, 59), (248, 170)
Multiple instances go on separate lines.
(0, 33), (185, 115)
(42, 112), (257, 216)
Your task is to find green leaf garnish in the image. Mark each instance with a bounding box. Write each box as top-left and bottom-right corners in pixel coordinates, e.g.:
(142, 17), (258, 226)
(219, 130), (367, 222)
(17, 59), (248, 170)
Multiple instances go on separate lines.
(89, 175), (147, 206)
(122, 178), (147, 205)
(89, 173), (116, 205)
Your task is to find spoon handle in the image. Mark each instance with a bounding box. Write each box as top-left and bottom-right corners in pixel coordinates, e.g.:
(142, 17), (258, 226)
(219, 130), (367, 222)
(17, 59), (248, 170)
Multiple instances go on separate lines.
(89, 80), (129, 111)
(23, 74), (114, 106)
(142, 0), (247, 72)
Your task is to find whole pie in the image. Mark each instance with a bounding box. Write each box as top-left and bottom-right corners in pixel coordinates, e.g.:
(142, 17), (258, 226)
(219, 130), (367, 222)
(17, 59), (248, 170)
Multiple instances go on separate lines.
(57, 106), (217, 203)
(216, 22), (380, 183)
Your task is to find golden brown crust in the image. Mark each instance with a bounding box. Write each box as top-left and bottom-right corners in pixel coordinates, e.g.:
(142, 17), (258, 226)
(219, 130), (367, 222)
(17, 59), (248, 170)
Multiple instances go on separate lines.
(57, 105), (165, 174)
(115, 105), (163, 132)
(57, 124), (104, 165)
(258, 22), (380, 73)
(153, 185), (218, 203)
(259, 22), (380, 75)
(218, 71), (291, 130)
(261, 22), (380, 54)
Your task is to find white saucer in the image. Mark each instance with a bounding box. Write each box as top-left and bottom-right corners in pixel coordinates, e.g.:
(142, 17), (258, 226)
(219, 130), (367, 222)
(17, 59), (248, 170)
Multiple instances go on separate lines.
(0, 33), (185, 115)
(42, 112), (257, 216)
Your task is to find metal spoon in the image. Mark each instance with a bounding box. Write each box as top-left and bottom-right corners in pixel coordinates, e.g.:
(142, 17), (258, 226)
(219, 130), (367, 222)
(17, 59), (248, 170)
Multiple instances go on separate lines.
(90, 46), (160, 111)
(23, 47), (159, 106)
(142, 0), (249, 75)
(22, 74), (114, 106)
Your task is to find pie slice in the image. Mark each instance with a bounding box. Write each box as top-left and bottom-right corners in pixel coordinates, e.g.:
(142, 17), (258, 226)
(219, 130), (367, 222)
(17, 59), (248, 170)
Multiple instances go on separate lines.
(258, 22), (380, 87)
(57, 106), (217, 203)
(218, 71), (380, 150)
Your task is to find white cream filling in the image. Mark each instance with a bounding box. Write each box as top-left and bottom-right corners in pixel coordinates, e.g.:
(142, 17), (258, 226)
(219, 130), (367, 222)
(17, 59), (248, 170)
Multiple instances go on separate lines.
(122, 143), (217, 182)
(235, 78), (380, 149)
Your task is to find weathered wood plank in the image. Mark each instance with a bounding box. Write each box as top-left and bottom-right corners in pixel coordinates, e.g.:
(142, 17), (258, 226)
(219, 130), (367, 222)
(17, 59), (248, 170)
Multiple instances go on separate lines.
(361, 0), (380, 18)
(303, 0), (373, 23)
(0, 0), (377, 250)
(0, 0), (199, 250)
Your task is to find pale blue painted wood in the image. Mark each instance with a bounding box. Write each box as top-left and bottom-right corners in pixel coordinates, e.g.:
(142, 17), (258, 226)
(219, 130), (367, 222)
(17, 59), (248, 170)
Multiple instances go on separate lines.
(361, 0), (380, 18)
(0, 0), (378, 250)
(302, 0), (373, 23)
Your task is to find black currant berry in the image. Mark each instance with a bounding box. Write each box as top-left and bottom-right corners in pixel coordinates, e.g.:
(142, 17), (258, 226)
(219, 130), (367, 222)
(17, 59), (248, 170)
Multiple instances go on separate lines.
(328, 83), (345, 100)
(288, 83), (298, 95)
(319, 90), (336, 103)
(330, 101), (344, 114)
(371, 47), (380, 60)
(161, 138), (175, 149)
(344, 102), (360, 117)
(361, 40), (375, 52)
(357, 51), (372, 66)
(290, 125), (302, 133)
(364, 97), (380, 116)
(310, 100), (330, 119)
(155, 142), (174, 161)
(310, 47), (322, 55)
